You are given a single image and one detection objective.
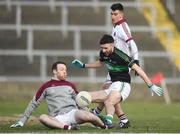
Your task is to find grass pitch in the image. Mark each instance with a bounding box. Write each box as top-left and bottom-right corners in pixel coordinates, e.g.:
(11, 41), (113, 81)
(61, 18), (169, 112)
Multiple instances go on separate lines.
(0, 101), (180, 133)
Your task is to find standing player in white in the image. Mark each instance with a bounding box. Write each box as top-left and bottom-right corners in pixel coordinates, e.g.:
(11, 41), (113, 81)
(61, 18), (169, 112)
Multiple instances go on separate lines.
(91, 3), (139, 128)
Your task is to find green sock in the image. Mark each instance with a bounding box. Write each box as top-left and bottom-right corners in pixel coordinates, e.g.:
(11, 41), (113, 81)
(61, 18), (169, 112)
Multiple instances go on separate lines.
(106, 114), (113, 124)
(97, 114), (105, 120)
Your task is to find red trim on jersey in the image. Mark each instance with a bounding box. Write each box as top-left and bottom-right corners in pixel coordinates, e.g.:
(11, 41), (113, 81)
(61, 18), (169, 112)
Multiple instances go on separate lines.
(71, 83), (79, 94)
(35, 79), (78, 101)
(122, 22), (131, 39)
(115, 18), (126, 25)
(126, 37), (133, 43)
(115, 19), (133, 43)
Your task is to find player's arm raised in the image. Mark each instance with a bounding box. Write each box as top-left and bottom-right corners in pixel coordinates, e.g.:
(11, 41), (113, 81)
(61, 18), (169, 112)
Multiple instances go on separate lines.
(85, 60), (104, 68)
(72, 59), (104, 68)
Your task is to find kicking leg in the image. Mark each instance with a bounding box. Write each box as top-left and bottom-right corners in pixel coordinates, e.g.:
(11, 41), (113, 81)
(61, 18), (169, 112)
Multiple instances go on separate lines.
(91, 82), (112, 115)
(89, 90), (107, 103)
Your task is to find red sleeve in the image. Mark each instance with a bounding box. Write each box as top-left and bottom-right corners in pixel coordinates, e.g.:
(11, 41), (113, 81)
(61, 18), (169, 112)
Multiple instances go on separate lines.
(71, 83), (79, 94)
(35, 82), (49, 101)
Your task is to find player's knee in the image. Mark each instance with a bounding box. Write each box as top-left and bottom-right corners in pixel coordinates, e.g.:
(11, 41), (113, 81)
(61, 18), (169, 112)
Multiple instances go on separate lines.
(39, 114), (48, 122)
(104, 98), (114, 106)
(101, 82), (111, 90)
(105, 96), (120, 106)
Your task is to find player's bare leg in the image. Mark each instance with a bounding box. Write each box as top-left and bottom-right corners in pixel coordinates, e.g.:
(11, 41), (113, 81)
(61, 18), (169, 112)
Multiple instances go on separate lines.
(91, 83), (127, 116)
(39, 114), (79, 130)
(74, 110), (107, 129)
(114, 103), (130, 128)
(91, 82), (111, 114)
(89, 90), (108, 103)
(39, 114), (64, 129)
(115, 103), (125, 118)
(103, 90), (121, 126)
(91, 83), (130, 128)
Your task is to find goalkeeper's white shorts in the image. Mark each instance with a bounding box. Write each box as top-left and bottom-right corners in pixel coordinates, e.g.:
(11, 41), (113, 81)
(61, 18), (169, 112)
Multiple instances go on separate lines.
(105, 81), (131, 101)
(105, 73), (111, 82)
(55, 109), (78, 125)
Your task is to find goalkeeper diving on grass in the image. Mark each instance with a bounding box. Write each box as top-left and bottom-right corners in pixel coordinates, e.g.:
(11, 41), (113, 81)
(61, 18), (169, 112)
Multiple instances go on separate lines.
(72, 34), (163, 128)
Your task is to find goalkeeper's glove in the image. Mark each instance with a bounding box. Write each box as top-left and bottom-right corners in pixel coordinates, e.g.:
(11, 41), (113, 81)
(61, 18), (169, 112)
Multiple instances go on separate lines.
(147, 84), (164, 96)
(10, 121), (24, 128)
(72, 59), (85, 68)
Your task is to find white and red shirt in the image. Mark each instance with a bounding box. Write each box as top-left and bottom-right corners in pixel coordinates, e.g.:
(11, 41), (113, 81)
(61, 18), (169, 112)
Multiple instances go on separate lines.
(111, 18), (138, 60)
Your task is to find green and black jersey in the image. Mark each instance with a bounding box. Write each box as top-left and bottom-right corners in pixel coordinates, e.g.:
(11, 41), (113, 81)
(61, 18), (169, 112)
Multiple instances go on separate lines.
(99, 47), (135, 83)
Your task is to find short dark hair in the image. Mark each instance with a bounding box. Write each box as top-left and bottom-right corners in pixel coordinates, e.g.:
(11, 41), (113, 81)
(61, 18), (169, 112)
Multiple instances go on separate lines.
(111, 3), (124, 11)
(99, 34), (114, 45)
(52, 61), (66, 71)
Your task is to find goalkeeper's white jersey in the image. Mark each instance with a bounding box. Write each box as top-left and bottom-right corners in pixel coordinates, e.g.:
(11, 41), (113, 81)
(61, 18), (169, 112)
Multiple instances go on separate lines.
(111, 19), (138, 60)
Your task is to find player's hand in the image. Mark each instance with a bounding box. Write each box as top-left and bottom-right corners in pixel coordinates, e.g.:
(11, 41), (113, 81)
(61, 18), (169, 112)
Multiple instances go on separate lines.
(72, 59), (85, 68)
(10, 121), (24, 128)
(148, 84), (163, 96)
(134, 60), (140, 76)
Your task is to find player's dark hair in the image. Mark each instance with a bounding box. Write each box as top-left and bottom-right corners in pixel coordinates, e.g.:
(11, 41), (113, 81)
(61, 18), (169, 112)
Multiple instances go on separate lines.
(111, 3), (124, 11)
(99, 34), (114, 45)
(52, 61), (66, 71)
